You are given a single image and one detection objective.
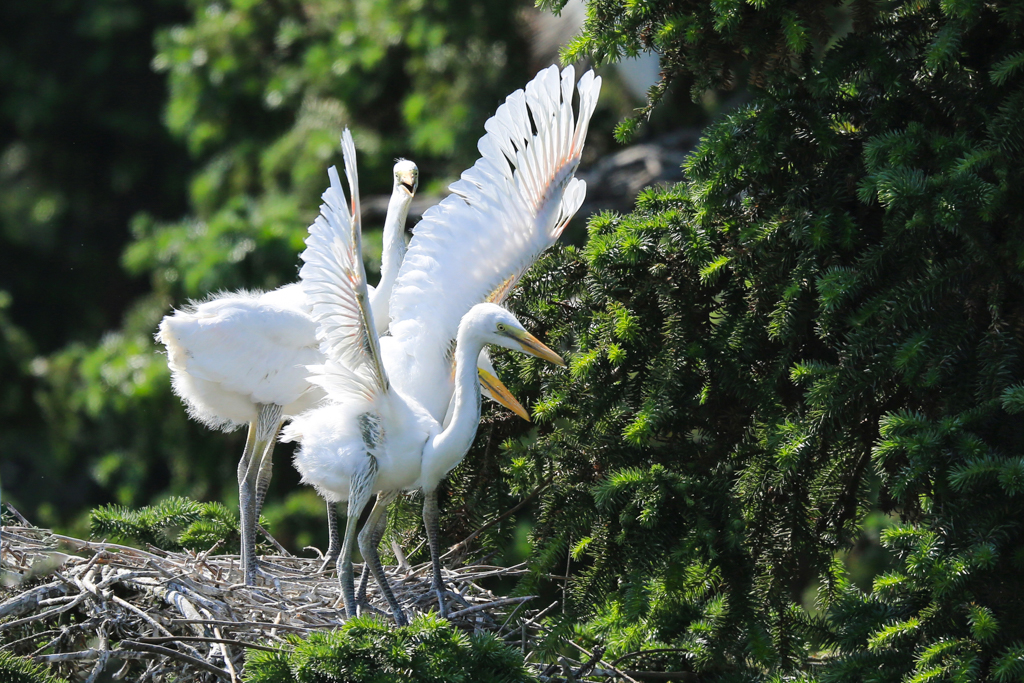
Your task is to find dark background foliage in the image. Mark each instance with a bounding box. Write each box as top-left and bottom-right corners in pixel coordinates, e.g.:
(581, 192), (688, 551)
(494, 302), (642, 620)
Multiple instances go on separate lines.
(0, 0), (672, 548)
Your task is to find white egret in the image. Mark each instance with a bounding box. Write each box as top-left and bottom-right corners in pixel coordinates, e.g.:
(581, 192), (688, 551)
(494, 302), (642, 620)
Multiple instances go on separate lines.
(157, 158), (419, 586)
(283, 130), (566, 625)
(385, 64), (601, 615)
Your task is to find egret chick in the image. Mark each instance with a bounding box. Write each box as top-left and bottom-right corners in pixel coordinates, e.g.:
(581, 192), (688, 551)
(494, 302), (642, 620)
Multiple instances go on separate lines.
(282, 132), (565, 625)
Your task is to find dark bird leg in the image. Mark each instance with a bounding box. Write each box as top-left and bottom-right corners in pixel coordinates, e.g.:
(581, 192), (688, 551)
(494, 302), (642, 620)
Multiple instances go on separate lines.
(358, 490), (405, 625)
(422, 488), (448, 617)
(340, 463), (376, 618)
(320, 499), (341, 572)
(355, 492), (390, 609)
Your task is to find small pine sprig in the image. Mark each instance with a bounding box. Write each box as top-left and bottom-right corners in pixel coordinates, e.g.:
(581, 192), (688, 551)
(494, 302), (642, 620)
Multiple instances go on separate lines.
(244, 613), (537, 683)
(0, 651), (70, 683)
(90, 496), (258, 553)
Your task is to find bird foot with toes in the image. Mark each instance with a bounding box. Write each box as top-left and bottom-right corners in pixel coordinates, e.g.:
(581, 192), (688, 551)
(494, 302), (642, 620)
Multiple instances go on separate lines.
(317, 548), (340, 572)
(415, 587), (472, 618)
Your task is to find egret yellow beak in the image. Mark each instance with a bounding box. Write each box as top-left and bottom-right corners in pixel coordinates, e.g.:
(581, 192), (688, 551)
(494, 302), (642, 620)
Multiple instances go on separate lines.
(508, 329), (565, 367)
(478, 367), (531, 422)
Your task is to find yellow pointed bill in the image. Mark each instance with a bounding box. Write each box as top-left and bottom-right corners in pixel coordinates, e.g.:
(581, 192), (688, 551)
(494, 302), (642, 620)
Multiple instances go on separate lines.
(511, 330), (565, 367)
(478, 367), (530, 422)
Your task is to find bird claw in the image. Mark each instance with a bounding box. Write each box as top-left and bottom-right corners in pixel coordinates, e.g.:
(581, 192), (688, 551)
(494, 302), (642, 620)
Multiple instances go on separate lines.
(355, 599), (385, 617)
(258, 563), (282, 586)
(422, 587), (471, 618)
(303, 543), (340, 572)
(242, 560), (278, 590)
(318, 550), (340, 573)
(347, 594), (402, 625)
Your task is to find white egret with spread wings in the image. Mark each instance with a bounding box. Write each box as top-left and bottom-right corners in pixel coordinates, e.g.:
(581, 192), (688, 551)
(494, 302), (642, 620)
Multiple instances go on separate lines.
(284, 127), (567, 625)
(387, 64), (600, 615)
(288, 65), (600, 621)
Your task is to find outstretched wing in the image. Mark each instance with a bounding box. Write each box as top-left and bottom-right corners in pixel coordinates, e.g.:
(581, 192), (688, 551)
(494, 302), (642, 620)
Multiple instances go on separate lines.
(388, 66), (601, 396)
(299, 129), (389, 403)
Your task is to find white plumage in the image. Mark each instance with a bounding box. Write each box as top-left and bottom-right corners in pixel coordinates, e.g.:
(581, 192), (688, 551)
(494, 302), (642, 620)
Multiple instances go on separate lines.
(161, 285), (322, 428)
(157, 156), (419, 586)
(385, 65), (600, 615)
(388, 65), (600, 420)
(284, 129), (567, 626)
(289, 65), (600, 621)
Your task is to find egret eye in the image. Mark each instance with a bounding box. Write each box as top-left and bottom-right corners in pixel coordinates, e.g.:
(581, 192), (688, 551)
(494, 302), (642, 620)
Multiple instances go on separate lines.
(497, 323), (506, 332)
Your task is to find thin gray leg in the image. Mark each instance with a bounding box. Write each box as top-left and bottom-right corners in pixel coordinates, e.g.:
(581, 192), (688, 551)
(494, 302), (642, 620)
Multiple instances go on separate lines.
(239, 403), (283, 586)
(355, 492), (390, 605)
(340, 460), (377, 618)
(320, 498), (341, 572)
(237, 420), (259, 585)
(423, 488), (448, 617)
(358, 490), (405, 626)
(357, 563), (370, 602)
(253, 403), (284, 518)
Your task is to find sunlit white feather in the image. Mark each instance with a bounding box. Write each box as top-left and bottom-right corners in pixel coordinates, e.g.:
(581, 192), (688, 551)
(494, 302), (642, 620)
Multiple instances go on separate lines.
(157, 284), (322, 429)
(299, 130), (389, 404)
(387, 65), (600, 419)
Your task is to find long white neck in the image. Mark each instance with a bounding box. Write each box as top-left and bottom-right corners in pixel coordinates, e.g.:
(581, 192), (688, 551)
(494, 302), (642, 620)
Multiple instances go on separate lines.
(420, 331), (483, 492)
(370, 187), (411, 334)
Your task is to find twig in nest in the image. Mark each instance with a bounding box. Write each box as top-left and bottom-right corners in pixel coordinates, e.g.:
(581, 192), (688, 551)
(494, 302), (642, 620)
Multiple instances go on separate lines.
(83, 622), (110, 683)
(170, 618), (314, 632)
(447, 595), (536, 619)
(566, 641), (640, 683)
(0, 581), (69, 619)
(575, 645), (604, 679)
(4, 521), (552, 680)
(212, 625), (238, 683)
(4, 502), (31, 526)
(136, 636), (284, 653)
(116, 641), (232, 681)
(0, 591), (91, 631)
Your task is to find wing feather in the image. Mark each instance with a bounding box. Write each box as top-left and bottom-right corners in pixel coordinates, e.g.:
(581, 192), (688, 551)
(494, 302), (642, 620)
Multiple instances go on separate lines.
(390, 66), (601, 371)
(299, 129), (389, 403)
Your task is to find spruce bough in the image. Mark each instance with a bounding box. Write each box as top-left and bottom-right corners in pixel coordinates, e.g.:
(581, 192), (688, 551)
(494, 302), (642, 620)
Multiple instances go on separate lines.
(477, 0), (1024, 679)
(242, 614), (537, 683)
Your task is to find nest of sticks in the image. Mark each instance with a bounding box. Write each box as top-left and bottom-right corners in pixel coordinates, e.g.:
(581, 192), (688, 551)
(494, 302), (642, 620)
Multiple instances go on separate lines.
(0, 510), (559, 682)
(1, 505), (675, 683)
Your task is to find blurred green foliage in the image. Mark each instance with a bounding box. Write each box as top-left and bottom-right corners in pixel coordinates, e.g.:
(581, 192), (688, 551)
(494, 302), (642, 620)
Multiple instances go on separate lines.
(0, 0), (546, 545)
(0, 0), (192, 532)
(132, 0), (532, 304)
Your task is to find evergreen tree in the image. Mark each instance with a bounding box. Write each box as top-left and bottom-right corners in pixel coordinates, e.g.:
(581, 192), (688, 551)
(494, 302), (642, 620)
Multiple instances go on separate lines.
(443, 0), (1024, 678)
(90, 495), (254, 552)
(0, 652), (68, 683)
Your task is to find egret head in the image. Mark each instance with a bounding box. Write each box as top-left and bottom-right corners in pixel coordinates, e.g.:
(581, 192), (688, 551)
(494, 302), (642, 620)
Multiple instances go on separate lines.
(393, 159), (419, 196)
(465, 303), (565, 367)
